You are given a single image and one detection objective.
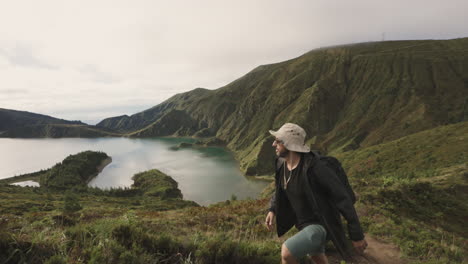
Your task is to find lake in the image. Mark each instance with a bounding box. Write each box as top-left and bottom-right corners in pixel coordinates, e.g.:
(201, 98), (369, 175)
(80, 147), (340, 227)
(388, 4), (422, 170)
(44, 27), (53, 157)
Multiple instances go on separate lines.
(0, 138), (270, 205)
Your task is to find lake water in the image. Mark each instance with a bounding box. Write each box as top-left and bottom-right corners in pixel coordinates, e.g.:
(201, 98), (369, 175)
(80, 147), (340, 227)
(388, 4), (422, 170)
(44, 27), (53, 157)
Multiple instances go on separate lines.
(11, 180), (40, 187)
(0, 138), (270, 205)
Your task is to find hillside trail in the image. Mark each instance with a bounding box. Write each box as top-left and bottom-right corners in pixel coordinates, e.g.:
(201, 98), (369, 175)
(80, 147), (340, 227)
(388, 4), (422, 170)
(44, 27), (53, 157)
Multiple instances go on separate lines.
(324, 233), (407, 264)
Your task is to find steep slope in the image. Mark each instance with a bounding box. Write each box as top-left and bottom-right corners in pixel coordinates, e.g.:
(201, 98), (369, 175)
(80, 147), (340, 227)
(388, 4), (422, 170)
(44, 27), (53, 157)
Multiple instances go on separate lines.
(96, 88), (215, 135)
(262, 121), (468, 263)
(99, 38), (468, 175)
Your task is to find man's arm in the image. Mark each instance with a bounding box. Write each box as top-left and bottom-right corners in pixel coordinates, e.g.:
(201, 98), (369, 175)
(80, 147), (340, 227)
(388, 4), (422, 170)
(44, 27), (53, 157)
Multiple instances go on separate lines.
(313, 161), (364, 241)
(264, 191), (276, 231)
(268, 192), (276, 214)
(265, 157), (282, 231)
(269, 157), (282, 214)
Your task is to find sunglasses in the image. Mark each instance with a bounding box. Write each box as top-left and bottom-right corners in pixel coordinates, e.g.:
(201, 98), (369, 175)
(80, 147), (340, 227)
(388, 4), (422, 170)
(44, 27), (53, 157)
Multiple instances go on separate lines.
(273, 138), (284, 145)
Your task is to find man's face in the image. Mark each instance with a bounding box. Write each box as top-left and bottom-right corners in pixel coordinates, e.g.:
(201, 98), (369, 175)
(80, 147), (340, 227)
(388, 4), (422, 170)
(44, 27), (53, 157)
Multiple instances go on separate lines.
(272, 138), (289, 157)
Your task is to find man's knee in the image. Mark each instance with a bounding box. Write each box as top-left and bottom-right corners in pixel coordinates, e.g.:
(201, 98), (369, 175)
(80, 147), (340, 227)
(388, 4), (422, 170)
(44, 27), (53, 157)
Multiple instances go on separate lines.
(281, 243), (296, 262)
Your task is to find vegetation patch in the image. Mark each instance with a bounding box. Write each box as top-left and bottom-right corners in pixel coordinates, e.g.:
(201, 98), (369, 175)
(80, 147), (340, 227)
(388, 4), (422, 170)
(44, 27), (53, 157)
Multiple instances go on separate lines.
(132, 169), (183, 199)
(39, 151), (109, 190)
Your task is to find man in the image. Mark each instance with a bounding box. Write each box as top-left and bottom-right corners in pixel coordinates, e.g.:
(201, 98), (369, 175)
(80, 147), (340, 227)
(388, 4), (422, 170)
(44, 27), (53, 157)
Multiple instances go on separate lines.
(265, 123), (367, 264)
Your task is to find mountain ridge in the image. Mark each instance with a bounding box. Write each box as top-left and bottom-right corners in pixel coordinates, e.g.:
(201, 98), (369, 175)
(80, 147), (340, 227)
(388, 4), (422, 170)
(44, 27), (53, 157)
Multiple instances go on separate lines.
(96, 37), (468, 175)
(0, 108), (86, 129)
(2, 38), (467, 175)
(0, 108), (122, 138)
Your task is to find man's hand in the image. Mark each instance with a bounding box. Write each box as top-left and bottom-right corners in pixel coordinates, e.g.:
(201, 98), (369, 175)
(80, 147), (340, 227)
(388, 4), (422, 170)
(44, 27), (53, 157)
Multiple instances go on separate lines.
(352, 239), (368, 254)
(265, 211), (275, 231)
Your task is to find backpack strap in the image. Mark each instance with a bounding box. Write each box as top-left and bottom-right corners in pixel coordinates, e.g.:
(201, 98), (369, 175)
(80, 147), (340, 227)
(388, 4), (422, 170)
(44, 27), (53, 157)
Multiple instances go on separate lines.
(311, 150), (321, 159)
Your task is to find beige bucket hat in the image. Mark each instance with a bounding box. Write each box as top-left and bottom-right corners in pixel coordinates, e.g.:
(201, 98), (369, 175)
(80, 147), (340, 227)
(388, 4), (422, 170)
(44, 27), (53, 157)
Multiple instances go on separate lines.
(269, 123), (310, 153)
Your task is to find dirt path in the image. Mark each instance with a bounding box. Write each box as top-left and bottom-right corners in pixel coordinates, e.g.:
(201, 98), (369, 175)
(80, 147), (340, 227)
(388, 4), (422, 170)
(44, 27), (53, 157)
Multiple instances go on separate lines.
(323, 233), (407, 264)
(361, 234), (407, 264)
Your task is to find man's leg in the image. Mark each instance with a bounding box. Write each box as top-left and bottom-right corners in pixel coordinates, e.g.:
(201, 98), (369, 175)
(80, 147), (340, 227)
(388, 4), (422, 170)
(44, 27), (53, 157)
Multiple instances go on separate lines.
(309, 253), (328, 264)
(281, 243), (298, 264)
(282, 224), (327, 263)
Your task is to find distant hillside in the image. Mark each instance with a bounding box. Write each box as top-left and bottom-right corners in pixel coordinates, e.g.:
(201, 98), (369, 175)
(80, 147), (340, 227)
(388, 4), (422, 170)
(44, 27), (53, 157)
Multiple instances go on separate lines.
(0, 108), (84, 128)
(0, 123), (122, 138)
(97, 38), (468, 175)
(96, 87), (213, 134)
(0, 108), (120, 138)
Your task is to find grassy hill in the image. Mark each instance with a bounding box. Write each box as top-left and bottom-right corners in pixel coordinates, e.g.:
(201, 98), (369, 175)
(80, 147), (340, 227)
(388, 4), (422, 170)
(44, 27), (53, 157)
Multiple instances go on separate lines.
(0, 108), (85, 130)
(0, 152), (199, 264)
(335, 121), (468, 259)
(0, 108), (121, 138)
(0, 122), (466, 263)
(0, 123), (122, 138)
(96, 38), (468, 176)
(259, 121), (467, 263)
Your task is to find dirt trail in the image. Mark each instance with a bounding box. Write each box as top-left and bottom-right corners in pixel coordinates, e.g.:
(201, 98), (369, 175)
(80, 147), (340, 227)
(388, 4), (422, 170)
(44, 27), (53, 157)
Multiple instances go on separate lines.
(359, 234), (407, 264)
(324, 233), (407, 264)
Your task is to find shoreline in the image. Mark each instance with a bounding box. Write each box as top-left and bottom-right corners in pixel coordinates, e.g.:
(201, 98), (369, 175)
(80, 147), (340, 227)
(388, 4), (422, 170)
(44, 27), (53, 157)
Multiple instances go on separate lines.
(0, 170), (45, 185)
(85, 156), (112, 185)
(96, 157), (112, 173)
(1, 156), (113, 186)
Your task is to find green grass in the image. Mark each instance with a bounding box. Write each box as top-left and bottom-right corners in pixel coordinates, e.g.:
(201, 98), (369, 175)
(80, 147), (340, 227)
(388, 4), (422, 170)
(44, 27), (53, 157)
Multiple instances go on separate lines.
(333, 121), (468, 263)
(0, 187), (279, 263)
(333, 121), (468, 183)
(0, 151), (110, 189)
(132, 169), (183, 199)
(1, 122), (467, 263)
(40, 151), (109, 190)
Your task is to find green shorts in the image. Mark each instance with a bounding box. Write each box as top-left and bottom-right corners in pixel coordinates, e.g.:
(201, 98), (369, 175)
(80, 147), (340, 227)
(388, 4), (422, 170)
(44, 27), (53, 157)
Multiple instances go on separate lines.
(284, 224), (327, 258)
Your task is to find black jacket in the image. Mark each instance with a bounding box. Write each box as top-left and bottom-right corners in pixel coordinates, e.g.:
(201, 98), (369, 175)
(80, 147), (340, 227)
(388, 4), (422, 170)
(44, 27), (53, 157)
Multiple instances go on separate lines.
(269, 152), (364, 259)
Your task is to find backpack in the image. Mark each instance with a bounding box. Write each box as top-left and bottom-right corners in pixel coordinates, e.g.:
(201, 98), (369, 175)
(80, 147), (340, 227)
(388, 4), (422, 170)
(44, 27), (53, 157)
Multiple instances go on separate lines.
(275, 151), (357, 259)
(276, 151), (356, 204)
(311, 151), (356, 204)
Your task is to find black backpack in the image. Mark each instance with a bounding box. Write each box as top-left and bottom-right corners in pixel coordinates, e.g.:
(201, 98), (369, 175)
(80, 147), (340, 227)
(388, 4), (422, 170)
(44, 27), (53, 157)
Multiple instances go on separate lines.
(276, 151), (356, 204)
(311, 151), (356, 204)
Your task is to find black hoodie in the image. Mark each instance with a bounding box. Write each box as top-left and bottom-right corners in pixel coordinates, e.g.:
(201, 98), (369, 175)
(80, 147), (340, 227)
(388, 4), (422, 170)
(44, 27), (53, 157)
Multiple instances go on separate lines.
(269, 152), (364, 259)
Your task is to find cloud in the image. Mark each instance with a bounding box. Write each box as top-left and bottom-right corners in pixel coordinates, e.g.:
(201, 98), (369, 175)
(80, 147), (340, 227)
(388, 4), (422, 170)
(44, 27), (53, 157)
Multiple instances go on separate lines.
(78, 64), (119, 84)
(0, 45), (57, 70)
(0, 0), (467, 123)
(0, 88), (29, 95)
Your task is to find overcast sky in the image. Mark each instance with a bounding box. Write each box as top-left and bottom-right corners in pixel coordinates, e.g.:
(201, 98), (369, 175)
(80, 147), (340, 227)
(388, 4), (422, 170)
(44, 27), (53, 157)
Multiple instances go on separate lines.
(1, 0), (467, 124)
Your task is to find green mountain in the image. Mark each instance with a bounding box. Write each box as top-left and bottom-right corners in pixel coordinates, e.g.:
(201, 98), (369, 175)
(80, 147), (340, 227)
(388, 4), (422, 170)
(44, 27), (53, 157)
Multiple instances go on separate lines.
(0, 108), (120, 138)
(3, 38), (467, 264)
(96, 87), (214, 135)
(0, 108), (84, 129)
(97, 38), (468, 175)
